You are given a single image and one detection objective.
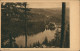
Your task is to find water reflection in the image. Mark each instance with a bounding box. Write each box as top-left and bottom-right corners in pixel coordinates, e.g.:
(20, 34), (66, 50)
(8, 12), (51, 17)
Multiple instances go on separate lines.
(15, 28), (57, 47)
(2, 22), (59, 48)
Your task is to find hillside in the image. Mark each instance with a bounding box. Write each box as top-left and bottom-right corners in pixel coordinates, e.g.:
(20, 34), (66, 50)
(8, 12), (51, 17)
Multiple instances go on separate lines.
(28, 8), (69, 24)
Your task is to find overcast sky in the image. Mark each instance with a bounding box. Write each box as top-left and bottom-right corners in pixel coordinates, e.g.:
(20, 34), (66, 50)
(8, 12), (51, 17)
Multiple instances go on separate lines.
(2, 2), (69, 8)
(27, 2), (69, 8)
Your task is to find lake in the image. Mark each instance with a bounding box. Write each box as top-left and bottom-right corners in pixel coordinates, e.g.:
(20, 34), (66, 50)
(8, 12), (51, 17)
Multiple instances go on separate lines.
(2, 22), (60, 48)
(15, 28), (57, 47)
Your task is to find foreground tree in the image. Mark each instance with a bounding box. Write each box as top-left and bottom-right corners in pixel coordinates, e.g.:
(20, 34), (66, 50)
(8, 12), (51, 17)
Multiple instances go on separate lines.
(1, 2), (30, 48)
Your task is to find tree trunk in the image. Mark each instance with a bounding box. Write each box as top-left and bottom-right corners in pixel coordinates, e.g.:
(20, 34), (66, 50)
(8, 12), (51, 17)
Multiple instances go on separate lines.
(24, 3), (27, 48)
(60, 2), (66, 48)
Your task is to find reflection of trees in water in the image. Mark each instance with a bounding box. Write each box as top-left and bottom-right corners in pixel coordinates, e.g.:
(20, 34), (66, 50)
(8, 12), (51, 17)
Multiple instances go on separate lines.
(42, 37), (48, 45)
(28, 36), (58, 48)
(27, 22), (45, 35)
(2, 25), (69, 48)
(1, 38), (19, 48)
(1, 21), (45, 48)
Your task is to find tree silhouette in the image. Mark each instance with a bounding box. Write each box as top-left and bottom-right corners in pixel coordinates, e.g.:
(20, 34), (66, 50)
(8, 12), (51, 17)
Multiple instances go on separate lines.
(1, 2), (30, 48)
(42, 37), (48, 45)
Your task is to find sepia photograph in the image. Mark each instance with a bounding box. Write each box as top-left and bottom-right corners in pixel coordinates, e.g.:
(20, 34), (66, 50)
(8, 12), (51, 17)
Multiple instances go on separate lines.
(1, 2), (70, 48)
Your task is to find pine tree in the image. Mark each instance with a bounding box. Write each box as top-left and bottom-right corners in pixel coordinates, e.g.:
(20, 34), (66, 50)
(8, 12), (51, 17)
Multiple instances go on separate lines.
(43, 37), (48, 45)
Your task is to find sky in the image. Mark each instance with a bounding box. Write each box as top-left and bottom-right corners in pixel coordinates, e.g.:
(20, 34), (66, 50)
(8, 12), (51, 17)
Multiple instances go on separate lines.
(2, 2), (69, 8)
(27, 2), (69, 8)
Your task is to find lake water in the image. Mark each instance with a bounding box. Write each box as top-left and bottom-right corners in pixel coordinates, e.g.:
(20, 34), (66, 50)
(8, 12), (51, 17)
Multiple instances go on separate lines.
(15, 28), (57, 47)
